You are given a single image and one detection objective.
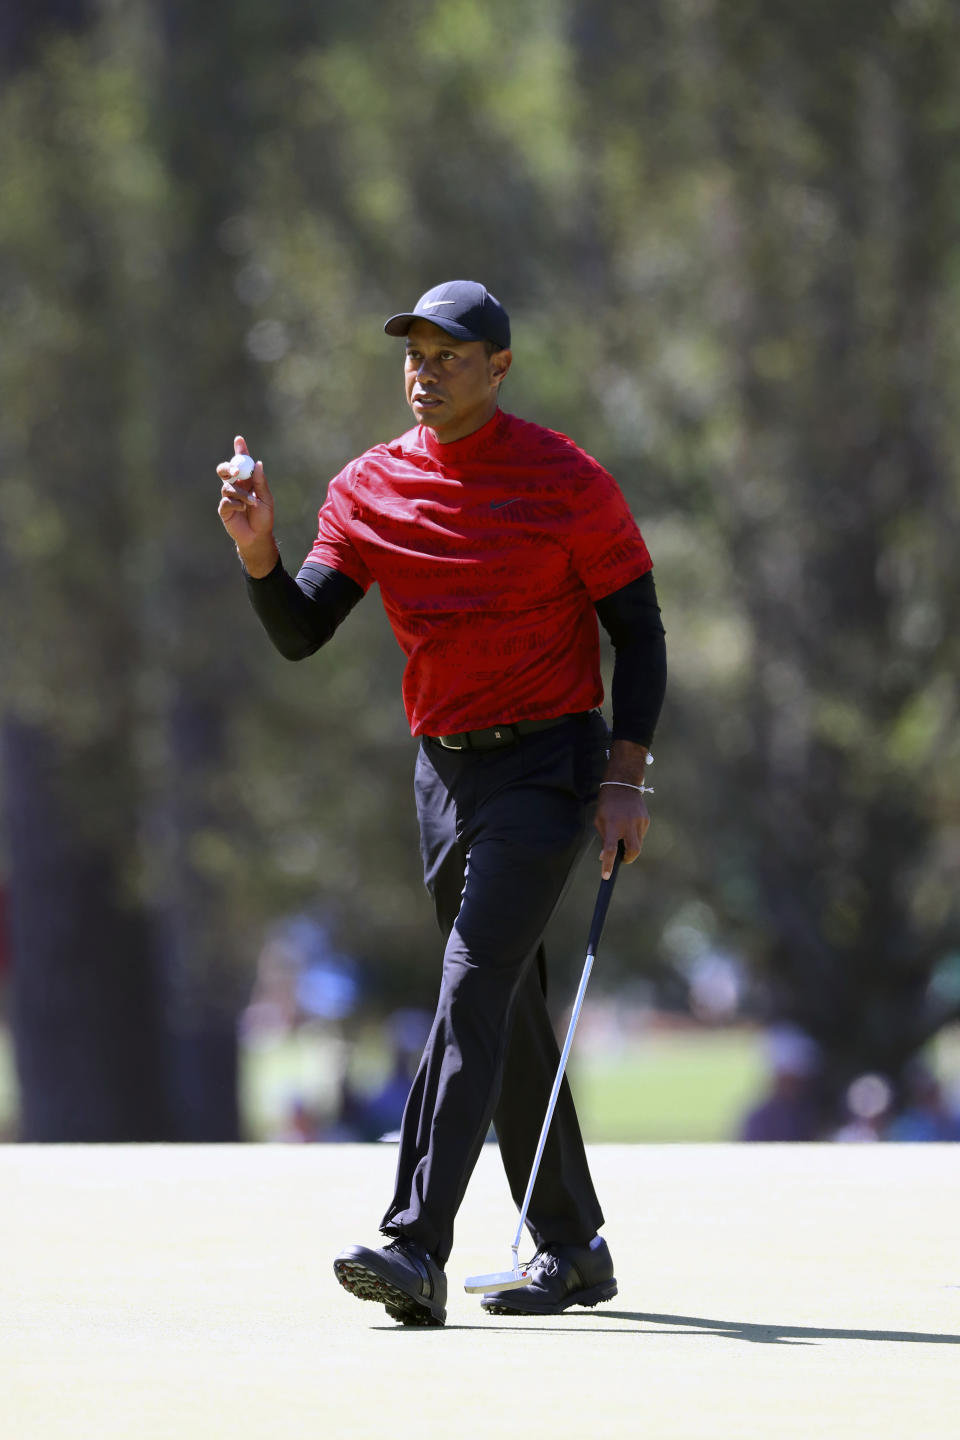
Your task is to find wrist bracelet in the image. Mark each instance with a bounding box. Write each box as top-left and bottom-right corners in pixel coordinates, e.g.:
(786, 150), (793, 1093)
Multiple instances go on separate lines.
(600, 781), (655, 795)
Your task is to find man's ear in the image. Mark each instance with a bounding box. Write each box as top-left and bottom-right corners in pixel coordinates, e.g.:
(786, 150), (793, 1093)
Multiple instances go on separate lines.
(491, 349), (512, 387)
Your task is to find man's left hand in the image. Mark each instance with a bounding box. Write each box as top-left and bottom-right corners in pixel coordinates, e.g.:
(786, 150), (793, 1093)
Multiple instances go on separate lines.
(595, 740), (652, 880)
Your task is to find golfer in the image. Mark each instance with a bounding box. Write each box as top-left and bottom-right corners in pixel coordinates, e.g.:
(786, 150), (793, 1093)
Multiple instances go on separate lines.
(217, 281), (666, 1326)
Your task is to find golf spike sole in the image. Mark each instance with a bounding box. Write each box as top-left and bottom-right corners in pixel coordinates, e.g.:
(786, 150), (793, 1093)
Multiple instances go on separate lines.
(333, 1257), (445, 1327)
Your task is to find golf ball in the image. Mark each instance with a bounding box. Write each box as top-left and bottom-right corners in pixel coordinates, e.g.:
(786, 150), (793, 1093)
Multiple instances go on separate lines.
(229, 453), (256, 482)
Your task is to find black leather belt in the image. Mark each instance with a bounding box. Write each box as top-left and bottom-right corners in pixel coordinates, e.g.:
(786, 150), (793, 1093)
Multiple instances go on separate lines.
(428, 713), (584, 752)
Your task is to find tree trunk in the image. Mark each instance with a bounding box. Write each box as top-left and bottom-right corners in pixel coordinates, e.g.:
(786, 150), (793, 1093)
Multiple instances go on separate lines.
(3, 719), (168, 1140)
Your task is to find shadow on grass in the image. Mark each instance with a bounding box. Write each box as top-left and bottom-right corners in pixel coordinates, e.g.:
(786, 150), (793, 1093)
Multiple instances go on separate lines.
(472, 1310), (960, 1346)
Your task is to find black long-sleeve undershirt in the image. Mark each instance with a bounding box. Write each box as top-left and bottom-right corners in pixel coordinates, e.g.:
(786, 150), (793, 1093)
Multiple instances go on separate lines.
(594, 570), (666, 748)
(243, 559), (365, 659)
(243, 559), (666, 746)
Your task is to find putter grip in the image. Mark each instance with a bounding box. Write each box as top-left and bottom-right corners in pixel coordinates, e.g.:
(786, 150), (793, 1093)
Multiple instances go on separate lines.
(587, 840), (624, 955)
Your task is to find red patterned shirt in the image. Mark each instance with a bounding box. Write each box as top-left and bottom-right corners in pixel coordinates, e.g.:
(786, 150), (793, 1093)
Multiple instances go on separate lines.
(306, 409), (652, 736)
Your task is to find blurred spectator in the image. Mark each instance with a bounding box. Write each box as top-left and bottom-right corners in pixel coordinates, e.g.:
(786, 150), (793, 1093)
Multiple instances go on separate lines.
(240, 919), (433, 1143)
(308, 1008), (431, 1143)
(359, 1009), (431, 1141)
(832, 1072), (892, 1142)
(740, 1026), (822, 1141)
(885, 1062), (960, 1142)
(242, 915), (361, 1041)
(686, 951), (746, 1025)
(277, 1096), (320, 1143)
(316, 1066), (371, 1142)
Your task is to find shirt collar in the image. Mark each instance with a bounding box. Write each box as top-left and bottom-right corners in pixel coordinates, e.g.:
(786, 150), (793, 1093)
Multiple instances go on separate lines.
(420, 408), (509, 463)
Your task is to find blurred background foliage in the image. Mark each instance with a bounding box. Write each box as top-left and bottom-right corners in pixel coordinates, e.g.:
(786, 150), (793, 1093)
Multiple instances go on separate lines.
(1, 0), (958, 1141)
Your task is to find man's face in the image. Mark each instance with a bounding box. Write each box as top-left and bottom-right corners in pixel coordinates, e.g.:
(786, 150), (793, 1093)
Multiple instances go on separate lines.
(404, 319), (511, 443)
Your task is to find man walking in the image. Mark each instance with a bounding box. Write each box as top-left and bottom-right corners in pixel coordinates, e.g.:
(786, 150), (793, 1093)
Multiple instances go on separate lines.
(218, 281), (666, 1326)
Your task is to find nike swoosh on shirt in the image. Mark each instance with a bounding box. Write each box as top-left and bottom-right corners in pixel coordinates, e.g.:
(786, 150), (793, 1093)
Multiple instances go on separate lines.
(490, 498), (521, 510)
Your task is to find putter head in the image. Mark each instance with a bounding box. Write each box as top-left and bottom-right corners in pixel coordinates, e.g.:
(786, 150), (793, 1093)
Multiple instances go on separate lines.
(463, 1265), (532, 1295)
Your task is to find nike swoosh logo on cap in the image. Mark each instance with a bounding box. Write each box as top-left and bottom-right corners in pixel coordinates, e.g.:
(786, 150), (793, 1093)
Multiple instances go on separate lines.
(421, 300), (458, 308)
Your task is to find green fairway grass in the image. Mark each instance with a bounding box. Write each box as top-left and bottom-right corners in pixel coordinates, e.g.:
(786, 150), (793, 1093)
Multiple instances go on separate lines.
(572, 1027), (766, 1141)
(239, 1018), (768, 1143)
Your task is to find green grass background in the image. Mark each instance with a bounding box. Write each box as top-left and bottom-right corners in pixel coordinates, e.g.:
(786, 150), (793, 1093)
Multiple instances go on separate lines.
(573, 1029), (766, 1140)
(236, 1021), (768, 1143)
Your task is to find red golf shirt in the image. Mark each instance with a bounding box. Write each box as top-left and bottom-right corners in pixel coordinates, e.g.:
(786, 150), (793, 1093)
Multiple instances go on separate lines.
(306, 409), (652, 736)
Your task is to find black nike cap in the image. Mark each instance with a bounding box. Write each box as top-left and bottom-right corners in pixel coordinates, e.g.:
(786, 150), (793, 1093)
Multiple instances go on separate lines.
(384, 280), (511, 349)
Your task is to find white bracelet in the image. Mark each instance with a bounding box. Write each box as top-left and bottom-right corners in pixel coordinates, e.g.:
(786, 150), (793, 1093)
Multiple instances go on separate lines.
(600, 781), (655, 795)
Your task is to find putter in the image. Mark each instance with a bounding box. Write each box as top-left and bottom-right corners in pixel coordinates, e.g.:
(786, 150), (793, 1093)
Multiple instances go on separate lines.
(464, 840), (625, 1294)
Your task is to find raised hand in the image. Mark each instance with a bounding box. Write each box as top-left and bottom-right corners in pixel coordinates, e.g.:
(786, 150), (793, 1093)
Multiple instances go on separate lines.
(216, 435), (279, 576)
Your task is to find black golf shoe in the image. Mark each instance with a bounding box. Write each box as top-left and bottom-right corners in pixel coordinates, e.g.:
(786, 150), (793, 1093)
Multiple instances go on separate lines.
(481, 1235), (617, 1316)
(334, 1238), (447, 1327)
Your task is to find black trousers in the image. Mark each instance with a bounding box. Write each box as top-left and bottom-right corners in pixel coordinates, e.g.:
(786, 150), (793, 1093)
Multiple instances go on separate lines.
(379, 709), (608, 1266)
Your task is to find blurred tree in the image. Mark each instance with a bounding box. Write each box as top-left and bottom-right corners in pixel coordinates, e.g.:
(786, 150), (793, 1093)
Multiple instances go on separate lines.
(566, 0), (960, 1121)
(704, 0), (960, 1119)
(0, 2), (168, 1137)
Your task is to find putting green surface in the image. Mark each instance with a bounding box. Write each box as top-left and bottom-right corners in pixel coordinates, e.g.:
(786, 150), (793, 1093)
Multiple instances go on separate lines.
(2, 1144), (958, 1439)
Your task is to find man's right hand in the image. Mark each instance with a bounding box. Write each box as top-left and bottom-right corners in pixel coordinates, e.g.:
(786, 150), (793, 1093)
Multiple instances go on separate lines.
(217, 434), (279, 576)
